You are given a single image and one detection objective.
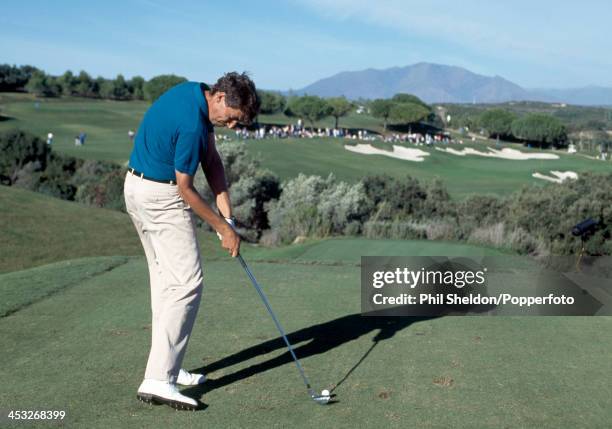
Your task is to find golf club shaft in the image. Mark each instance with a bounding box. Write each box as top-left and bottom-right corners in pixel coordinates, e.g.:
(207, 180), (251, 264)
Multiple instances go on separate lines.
(237, 255), (314, 395)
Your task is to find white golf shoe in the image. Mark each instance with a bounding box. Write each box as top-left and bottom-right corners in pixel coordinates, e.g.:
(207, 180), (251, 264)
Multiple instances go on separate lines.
(177, 368), (207, 386)
(137, 379), (199, 411)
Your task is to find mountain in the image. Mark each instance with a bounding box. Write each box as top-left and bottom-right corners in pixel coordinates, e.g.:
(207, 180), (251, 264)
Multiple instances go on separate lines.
(531, 86), (612, 106)
(293, 63), (611, 105)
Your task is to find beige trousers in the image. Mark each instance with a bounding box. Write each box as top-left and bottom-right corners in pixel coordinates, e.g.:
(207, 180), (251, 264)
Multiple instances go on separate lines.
(124, 171), (203, 383)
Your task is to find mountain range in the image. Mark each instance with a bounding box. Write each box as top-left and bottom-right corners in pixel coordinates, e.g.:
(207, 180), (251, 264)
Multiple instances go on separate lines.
(291, 63), (612, 106)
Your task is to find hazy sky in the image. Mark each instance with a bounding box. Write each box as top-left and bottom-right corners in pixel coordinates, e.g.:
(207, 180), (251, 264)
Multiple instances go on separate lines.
(2, 0), (610, 89)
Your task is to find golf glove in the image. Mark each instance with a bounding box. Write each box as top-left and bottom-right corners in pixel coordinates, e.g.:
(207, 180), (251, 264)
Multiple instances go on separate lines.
(217, 217), (236, 240)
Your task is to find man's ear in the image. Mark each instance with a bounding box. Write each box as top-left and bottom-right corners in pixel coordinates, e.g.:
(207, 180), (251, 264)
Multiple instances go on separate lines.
(215, 91), (225, 104)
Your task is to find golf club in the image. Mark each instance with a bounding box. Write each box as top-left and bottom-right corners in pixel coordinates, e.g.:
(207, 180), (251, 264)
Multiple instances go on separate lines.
(236, 254), (331, 405)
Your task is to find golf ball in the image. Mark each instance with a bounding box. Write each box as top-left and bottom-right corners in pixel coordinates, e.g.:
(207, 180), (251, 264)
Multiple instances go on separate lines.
(321, 389), (330, 396)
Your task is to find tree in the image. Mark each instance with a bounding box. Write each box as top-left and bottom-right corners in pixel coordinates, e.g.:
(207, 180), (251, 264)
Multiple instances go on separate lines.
(287, 95), (332, 130)
(112, 74), (130, 100)
(25, 71), (60, 97)
(391, 93), (429, 109)
(327, 96), (352, 129)
(258, 90), (286, 114)
(129, 76), (146, 100)
(389, 102), (430, 126)
(98, 74), (131, 100)
(511, 114), (567, 148)
(76, 71), (93, 97)
(479, 109), (516, 139)
(144, 74), (187, 102)
(370, 99), (395, 131)
(59, 70), (79, 96)
(0, 64), (39, 91)
(99, 79), (114, 99)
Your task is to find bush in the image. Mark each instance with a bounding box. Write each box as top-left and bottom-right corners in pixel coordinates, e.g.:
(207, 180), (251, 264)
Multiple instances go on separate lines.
(505, 173), (612, 255)
(37, 152), (81, 200)
(267, 174), (369, 244)
(361, 175), (427, 219)
(12, 161), (43, 191)
(75, 169), (126, 211)
(71, 159), (121, 188)
(467, 223), (505, 248)
(0, 130), (49, 185)
(230, 170), (281, 239)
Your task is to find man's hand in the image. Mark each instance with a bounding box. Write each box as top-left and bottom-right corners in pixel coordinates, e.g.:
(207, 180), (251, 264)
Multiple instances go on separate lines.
(220, 223), (240, 257)
(217, 217), (240, 257)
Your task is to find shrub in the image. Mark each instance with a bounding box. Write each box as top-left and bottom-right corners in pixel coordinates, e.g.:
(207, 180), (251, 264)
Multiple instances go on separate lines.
(75, 169), (126, 211)
(267, 174), (369, 244)
(0, 130), (49, 185)
(505, 173), (612, 255)
(230, 170), (281, 238)
(37, 152), (81, 200)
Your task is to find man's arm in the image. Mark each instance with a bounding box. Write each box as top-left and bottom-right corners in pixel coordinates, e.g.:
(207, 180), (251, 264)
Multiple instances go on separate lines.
(202, 133), (232, 219)
(175, 170), (240, 257)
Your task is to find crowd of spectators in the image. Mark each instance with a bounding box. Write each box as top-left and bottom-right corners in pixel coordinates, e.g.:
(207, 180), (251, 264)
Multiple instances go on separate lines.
(230, 120), (455, 145)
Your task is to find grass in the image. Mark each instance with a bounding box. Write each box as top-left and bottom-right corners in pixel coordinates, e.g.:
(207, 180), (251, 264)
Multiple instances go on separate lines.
(2, 93), (609, 199)
(1, 252), (611, 428)
(0, 185), (226, 273)
(1, 173), (611, 427)
(0, 256), (128, 317)
(244, 137), (611, 198)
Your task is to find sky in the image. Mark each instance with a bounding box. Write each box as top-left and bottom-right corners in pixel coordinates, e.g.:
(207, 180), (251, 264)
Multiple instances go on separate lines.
(1, 0), (611, 90)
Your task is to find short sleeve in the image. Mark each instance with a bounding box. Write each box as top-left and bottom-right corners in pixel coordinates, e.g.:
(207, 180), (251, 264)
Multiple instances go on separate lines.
(174, 130), (205, 176)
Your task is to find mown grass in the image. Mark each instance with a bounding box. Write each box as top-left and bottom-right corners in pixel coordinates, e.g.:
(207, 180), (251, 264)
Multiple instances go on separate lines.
(2, 93), (609, 199)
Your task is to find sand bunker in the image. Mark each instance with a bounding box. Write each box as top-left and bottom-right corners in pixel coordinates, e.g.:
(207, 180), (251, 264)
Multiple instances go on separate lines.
(532, 170), (578, 183)
(344, 144), (430, 162)
(435, 146), (559, 160)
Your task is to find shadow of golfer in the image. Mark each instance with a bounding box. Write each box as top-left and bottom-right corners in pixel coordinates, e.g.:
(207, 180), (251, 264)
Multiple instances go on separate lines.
(184, 311), (435, 400)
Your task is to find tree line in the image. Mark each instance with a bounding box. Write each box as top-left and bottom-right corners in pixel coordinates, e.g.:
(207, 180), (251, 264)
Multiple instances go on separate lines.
(478, 108), (568, 148)
(2, 64), (438, 132)
(0, 64), (186, 102)
(258, 91), (435, 130)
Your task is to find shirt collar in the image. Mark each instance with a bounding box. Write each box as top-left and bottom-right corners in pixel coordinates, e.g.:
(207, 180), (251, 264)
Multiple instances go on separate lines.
(194, 83), (210, 117)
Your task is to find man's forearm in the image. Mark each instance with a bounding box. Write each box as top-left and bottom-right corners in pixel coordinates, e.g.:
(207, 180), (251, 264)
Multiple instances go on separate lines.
(215, 190), (232, 219)
(180, 185), (231, 235)
(204, 151), (232, 218)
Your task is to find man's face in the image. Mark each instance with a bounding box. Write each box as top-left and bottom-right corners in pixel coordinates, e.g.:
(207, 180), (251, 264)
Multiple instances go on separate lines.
(209, 92), (245, 129)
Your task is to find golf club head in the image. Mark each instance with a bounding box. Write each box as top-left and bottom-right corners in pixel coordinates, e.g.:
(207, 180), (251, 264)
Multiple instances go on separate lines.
(312, 394), (331, 405)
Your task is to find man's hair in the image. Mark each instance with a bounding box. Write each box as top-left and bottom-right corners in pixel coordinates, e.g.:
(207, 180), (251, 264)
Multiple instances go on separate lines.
(211, 72), (260, 125)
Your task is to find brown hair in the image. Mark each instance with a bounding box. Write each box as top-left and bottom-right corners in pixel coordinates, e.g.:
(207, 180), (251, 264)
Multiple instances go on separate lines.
(211, 72), (260, 124)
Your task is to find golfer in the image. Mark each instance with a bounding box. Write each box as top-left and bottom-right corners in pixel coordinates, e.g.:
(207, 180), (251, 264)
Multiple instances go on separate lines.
(124, 72), (260, 410)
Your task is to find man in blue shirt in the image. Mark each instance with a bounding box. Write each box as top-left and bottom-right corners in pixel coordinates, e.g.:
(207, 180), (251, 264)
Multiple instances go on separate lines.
(124, 72), (260, 411)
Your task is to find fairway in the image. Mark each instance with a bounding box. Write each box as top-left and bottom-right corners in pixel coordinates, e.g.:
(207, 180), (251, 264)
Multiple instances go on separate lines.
(2, 94), (609, 198)
(244, 138), (611, 197)
(1, 250), (611, 428)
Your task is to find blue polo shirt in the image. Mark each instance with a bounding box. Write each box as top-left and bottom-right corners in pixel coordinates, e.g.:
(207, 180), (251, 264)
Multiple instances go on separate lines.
(129, 81), (214, 180)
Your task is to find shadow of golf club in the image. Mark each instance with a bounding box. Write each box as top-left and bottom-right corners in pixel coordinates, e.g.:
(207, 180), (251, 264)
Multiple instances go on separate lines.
(184, 311), (436, 401)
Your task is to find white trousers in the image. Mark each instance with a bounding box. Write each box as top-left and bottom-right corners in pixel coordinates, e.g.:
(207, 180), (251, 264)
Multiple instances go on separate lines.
(124, 171), (203, 383)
